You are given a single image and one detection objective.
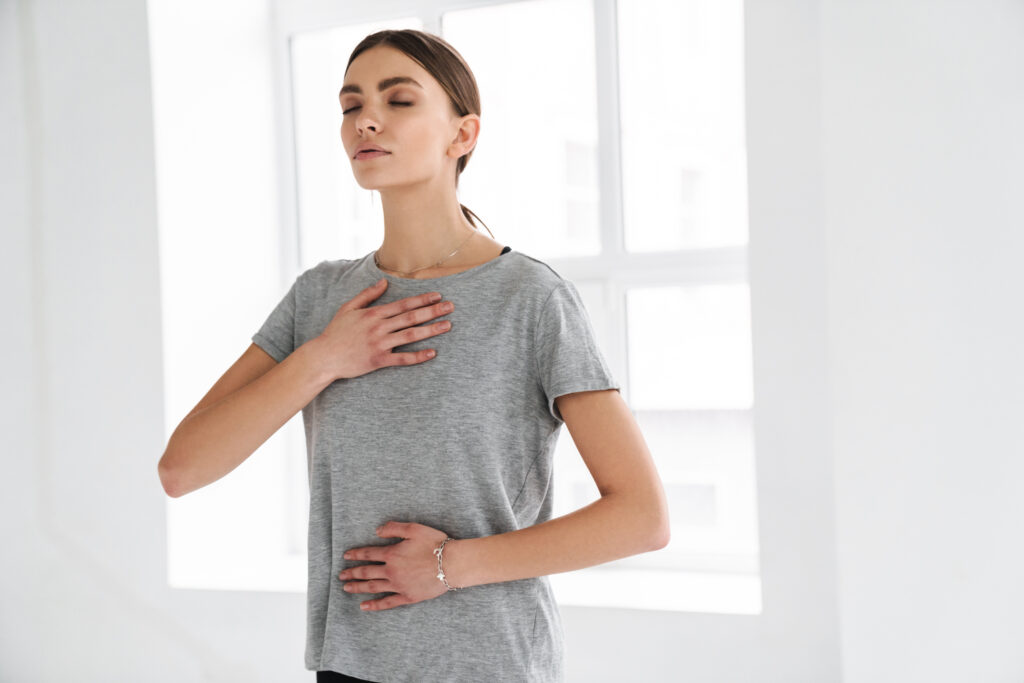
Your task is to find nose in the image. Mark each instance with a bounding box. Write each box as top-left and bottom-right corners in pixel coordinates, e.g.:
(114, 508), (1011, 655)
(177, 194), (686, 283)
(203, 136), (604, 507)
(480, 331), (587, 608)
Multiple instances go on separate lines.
(356, 106), (379, 135)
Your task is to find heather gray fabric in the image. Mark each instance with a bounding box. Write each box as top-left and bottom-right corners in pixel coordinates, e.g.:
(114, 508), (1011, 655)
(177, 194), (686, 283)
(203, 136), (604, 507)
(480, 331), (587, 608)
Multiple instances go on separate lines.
(251, 247), (619, 683)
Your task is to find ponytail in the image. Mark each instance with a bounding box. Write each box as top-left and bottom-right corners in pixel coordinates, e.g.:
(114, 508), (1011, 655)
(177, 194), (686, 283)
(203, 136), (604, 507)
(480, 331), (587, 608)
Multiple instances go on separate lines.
(460, 203), (494, 238)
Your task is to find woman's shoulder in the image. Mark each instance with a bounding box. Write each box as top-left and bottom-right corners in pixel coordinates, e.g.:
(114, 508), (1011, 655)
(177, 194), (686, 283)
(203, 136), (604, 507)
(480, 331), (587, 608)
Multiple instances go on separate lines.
(299, 254), (367, 286)
(499, 249), (571, 293)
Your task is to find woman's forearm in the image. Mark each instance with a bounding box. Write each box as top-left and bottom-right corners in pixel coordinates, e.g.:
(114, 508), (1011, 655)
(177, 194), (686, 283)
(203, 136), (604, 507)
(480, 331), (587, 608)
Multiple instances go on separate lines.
(444, 491), (669, 589)
(159, 339), (334, 498)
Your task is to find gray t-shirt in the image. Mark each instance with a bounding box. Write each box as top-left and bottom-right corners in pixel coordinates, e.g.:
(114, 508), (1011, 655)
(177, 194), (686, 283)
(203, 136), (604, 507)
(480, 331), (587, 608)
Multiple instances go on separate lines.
(252, 247), (620, 682)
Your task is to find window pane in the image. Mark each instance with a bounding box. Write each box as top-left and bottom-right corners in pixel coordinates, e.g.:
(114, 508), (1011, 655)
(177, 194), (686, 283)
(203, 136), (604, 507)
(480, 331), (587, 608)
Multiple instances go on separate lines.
(618, 0), (748, 252)
(290, 17), (423, 267)
(627, 284), (753, 410)
(618, 284), (759, 573)
(551, 393), (760, 576)
(443, 0), (601, 259)
(631, 409), (759, 573)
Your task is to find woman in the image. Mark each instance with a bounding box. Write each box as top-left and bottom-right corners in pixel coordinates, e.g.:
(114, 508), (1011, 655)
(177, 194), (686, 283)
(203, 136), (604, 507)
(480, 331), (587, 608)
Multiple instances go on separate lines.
(159, 29), (669, 683)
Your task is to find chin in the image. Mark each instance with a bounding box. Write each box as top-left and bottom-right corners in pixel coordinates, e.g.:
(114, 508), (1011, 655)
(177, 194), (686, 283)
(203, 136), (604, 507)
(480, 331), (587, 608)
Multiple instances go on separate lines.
(350, 169), (385, 189)
(353, 178), (379, 191)
(351, 168), (431, 192)
(353, 177), (399, 192)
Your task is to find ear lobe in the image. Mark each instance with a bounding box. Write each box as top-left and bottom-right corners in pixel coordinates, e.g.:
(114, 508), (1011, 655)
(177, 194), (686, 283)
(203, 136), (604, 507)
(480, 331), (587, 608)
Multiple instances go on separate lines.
(448, 137), (475, 159)
(454, 115), (480, 149)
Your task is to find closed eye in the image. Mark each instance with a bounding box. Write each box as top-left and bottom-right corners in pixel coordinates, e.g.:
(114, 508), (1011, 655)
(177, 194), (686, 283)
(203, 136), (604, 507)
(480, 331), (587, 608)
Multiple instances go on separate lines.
(342, 101), (413, 115)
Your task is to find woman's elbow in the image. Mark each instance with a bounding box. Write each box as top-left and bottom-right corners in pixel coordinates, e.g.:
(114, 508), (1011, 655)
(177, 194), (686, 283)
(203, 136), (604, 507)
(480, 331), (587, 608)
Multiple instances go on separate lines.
(158, 448), (186, 498)
(648, 515), (671, 551)
(158, 459), (179, 498)
(645, 491), (672, 551)
(616, 484), (671, 552)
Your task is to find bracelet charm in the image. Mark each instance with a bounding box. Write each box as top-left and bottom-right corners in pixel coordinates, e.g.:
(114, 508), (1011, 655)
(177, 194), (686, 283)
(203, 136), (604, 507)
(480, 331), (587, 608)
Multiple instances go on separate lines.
(433, 537), (460, 591)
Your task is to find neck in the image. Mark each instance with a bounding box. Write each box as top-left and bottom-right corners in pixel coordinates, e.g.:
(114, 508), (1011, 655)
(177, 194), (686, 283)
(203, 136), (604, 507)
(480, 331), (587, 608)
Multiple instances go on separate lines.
(375, 178), (476, 273)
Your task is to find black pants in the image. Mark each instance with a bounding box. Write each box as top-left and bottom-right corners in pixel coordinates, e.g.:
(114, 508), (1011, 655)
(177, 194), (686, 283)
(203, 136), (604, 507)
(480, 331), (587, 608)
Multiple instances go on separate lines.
(316, 671), (379, 683)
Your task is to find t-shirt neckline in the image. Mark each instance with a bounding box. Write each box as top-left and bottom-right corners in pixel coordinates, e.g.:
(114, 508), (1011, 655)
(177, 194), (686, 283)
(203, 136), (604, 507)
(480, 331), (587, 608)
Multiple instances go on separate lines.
(363, 246), (513, 285)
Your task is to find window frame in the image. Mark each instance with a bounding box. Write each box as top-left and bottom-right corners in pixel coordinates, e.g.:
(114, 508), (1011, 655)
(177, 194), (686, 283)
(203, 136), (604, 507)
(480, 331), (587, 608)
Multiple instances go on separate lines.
(272, 0), (755, 614)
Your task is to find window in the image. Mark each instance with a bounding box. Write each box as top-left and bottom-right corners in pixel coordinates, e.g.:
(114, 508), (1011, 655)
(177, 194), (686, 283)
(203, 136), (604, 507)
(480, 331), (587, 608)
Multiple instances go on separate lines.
(273, 0), (756, 612)
(290, 15), (425, 265)
(152, 0), (314, 592)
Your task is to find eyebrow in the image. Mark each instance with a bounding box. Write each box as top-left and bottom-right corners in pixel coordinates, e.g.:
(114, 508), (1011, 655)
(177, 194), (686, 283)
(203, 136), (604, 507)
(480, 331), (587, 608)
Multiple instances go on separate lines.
(339, 76), (424, 98)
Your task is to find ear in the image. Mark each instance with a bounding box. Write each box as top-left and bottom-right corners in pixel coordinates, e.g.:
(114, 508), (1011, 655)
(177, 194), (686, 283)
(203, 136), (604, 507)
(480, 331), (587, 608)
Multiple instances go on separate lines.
(448, 113), (480, 159)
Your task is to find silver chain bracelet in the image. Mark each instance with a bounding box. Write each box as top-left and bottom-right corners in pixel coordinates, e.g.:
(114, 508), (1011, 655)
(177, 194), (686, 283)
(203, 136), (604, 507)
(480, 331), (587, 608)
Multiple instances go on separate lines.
(432, 537), (460, 591)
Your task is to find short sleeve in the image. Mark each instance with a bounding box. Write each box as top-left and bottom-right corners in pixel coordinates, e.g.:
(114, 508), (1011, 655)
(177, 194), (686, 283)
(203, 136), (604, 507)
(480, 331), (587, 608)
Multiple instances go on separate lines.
(534, 279), (621, 422)
(251, 272), (302, 363)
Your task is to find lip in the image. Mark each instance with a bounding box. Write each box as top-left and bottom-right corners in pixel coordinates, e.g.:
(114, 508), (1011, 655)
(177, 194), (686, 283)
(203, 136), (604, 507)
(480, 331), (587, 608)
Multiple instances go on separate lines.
(354, 150), (391, 161)
(353, 143), (390, 159)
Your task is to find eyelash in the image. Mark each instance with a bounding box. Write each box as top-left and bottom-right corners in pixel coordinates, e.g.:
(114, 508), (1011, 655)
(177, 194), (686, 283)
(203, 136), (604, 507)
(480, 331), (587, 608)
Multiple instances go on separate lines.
(341, 101), (412, 115)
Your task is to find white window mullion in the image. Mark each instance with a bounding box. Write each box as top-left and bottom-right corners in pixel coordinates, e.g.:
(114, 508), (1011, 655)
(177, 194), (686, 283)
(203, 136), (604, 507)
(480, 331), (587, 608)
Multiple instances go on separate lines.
(591, 0), (629, 397)
(593, 0), (625, 259)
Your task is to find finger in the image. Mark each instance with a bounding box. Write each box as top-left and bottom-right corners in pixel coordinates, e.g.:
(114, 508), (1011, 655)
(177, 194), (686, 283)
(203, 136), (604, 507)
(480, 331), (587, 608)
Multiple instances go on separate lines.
(344, 579), (393, 594)
(376, 521), (414, 539)
(339, 564), (388, 581)
(371, 291), (446, 321)
(360, 594), (415, 612)
(378, 348), (441, 368)
(381, 318), (452, 352)
(383, 300), (454, 333)
(343, 546), (390, 562)
(341, 278), (389, 311)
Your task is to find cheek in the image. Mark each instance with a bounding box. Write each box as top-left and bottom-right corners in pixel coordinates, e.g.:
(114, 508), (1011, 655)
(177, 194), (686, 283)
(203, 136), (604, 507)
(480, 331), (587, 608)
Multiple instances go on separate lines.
(412, 121), (453, 157)
(387, 123), (432, 159)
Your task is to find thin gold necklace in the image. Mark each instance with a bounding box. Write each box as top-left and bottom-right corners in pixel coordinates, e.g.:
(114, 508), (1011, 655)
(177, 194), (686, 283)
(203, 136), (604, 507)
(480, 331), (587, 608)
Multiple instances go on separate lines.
(374, 228), (477, 277)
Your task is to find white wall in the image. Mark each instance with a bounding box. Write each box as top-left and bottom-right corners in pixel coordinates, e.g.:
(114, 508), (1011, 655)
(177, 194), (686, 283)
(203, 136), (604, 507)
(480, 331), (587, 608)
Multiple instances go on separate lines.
(821, 2), (1024, 681)
(1, 1), (1022, 682)
(0, 1), (306, 681)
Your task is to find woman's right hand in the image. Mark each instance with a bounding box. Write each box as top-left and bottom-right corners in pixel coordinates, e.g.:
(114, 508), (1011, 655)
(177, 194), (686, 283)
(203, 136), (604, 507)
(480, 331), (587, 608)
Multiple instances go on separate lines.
(315, 278), (454, 380)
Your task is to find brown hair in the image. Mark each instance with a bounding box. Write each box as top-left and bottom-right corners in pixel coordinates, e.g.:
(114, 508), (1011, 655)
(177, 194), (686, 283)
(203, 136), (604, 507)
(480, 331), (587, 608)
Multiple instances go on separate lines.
(346, 29), (493, 238)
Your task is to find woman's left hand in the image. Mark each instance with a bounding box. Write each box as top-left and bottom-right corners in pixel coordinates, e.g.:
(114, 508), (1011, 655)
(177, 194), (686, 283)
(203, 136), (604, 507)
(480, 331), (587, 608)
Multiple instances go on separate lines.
(340, 521), (454, 611)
